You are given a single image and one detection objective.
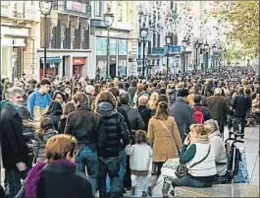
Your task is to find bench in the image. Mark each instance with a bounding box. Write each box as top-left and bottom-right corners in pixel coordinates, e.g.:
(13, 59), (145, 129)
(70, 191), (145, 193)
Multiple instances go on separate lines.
(175, 183), (259, 197)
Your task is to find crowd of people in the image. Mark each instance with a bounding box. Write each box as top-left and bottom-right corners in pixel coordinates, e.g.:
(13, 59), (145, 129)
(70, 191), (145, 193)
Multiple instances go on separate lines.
(0, 66), (259, 198)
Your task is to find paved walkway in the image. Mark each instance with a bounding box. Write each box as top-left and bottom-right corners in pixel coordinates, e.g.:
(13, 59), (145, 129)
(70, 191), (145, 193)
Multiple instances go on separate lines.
(1, 127), (259, 196)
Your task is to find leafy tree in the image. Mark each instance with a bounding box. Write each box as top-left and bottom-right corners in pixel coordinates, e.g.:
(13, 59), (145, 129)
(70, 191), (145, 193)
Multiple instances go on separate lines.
(212, 1), (259, 57)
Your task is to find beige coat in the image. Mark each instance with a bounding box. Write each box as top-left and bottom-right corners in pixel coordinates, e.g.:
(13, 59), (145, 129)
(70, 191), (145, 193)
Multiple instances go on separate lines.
(147, 116), (182, 162)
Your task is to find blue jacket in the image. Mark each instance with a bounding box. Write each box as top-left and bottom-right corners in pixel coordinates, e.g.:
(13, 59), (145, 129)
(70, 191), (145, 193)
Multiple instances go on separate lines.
(27, 91), (51, 119)
(170, 98), (194, 141)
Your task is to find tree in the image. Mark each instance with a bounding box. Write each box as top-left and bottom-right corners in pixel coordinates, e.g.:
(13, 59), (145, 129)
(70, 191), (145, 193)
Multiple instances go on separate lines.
(212, 1), (259, 57)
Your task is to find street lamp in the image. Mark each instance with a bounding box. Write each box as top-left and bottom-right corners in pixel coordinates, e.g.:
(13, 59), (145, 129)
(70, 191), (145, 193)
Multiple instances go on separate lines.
(103, 7), (114, 79)
(212, 44), (217, 70)
(204, 41), (209, 71)
(181, 38), (188, 72)
(165, 34), (172, 78)
(194, 39), (202, 71)
(218, 46), (222, 70)
(39, 1), (53, 78)
(140, 26), (148, 78)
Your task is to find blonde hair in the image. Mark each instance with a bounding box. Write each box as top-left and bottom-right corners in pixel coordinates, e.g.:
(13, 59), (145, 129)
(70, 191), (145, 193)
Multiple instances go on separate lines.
(190, 124), (211, 136)
(45, 134), (77, 162)
(147, 92), (159, 110)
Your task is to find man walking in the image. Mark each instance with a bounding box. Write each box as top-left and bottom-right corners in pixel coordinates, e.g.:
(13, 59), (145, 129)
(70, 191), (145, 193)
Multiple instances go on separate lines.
(0, 87), (29, 198)
(207, 88), (229, 135)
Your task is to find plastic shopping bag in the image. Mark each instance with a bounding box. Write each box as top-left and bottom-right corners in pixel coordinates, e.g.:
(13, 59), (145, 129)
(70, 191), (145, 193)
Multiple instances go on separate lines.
(233, 149), (249, 183)
(161, 158), (179, 179)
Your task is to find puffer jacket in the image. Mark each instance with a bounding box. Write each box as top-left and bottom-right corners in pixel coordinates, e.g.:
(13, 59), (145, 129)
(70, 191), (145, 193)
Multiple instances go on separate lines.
(96, 101), (130, 157)
(36, 129), (58, 161)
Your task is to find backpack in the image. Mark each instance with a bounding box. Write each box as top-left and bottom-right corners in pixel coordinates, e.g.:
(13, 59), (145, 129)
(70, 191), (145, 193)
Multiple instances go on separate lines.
(192, 106), (205, 124)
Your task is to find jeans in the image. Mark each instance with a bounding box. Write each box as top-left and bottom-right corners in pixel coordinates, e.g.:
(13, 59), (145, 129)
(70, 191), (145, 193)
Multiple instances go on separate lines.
(106, 150), (126, 192)
(98, 156), (120, 198)
(75, 146), (98, 196)
(4, 169), (22, 198)
(162, 175), (213, 196)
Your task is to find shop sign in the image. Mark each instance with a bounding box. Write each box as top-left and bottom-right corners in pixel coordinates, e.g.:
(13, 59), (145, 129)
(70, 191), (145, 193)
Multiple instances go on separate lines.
(2, 26), (29, 37)
(65, 1), (91, 17)
(13, 38), (26, 47)
(73, 57), (85, 65)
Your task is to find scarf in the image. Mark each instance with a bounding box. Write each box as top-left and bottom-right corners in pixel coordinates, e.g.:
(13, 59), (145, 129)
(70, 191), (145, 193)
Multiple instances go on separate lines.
(192, 135), (209, 144)
(24, 160), (76, 198)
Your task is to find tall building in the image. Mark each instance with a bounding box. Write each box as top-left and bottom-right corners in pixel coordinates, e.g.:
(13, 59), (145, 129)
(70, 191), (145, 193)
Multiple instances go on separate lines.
(90, 1), (137, 78)
(37, 1), (91, 79)
(1, 1), (40, 81)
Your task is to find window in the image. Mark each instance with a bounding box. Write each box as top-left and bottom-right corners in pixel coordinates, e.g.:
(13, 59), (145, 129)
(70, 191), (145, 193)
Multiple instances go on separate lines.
(73, 25), (81, 49)
(82, 28), (90, 49)
(138, 41), (141, 58)
(157, 33), (160, 47)
(94, 1), (101, 17)
(51, 21), (61, 49)
(148, 41), (151, 54)
(63, 22), (71, 49)
(118, 2), (122, 22)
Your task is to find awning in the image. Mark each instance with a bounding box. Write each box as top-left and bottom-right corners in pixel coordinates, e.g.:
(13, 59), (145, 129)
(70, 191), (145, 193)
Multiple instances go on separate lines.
(40, 56), (61, 64)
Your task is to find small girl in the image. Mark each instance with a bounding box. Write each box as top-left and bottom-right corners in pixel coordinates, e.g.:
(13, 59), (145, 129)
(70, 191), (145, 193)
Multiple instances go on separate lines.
(36, 117), (58, 162)
(125, 130), (152, 197)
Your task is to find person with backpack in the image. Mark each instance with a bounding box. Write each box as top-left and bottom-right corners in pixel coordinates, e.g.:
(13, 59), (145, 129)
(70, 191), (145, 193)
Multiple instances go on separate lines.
(192, 95), (211, 124)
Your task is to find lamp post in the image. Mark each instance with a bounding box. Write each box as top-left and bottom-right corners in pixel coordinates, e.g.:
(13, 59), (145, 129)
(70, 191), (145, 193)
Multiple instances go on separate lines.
(212, 44), (217, 71)
(140, 26), (148, 78)
(204, 41), (209, 72)
(218, 46), (222, 70)
(103, 7), (114, 79)
(181, 38), (188, 73)
(165, 34), (172, 78)
(194, 39), (200, 71)
(39, 1), (53, 78)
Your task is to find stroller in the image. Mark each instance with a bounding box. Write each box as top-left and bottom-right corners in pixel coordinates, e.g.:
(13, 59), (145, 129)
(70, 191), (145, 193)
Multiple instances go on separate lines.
(215, 130), (244, 184)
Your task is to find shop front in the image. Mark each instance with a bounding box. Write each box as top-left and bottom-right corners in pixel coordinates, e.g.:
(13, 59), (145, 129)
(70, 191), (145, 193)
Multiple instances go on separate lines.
(40, 56), (61, 78)
(72, 57), (86, 76)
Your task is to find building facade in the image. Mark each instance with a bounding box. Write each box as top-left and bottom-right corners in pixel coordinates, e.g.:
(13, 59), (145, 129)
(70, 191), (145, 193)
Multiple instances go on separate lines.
(1, 1), (40, 81)
(90, 1), (137, 79)
(36, 1), (91, 80)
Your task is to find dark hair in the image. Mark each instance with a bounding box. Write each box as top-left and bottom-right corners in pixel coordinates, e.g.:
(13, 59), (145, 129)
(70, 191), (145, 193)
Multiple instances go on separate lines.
(245, 88), (251, 96)
(131, 80), (137, 87)
(40, 117), (54, 133)
(73, 92), (89, 105)
(125, 82), (130, 91)
(155, 94), (169, 120)
(52, 91), (67, 102)
(109, 87), (120, 97)
(118, 82), (124, 89)
(193, 95), (202, 104)
(45, 101), (63, 116)
(40, 79), (51, 86)
(120, 93), (129, 104)
(63, 102), (76, 115)
(135, 130), (147, 144)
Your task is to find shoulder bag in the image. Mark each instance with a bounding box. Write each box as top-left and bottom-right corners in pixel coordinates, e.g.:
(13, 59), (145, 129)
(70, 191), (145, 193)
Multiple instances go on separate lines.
(175, 145), (211, 178)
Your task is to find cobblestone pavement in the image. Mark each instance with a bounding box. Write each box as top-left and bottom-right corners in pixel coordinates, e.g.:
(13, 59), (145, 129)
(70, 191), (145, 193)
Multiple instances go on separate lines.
(1, 126), (259, 196)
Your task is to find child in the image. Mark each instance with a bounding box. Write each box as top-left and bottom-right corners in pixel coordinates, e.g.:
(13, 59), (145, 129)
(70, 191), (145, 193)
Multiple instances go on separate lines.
(125, 130), (152, 197)
(36, 117), (58, 162)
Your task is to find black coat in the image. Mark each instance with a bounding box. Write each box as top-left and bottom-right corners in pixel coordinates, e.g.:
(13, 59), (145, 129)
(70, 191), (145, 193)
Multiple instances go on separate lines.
(137, 106), (152, 131)
(37, 162), (93, 198)
(233, 94), (252, 117)
(96, 102), (130, 157)
(65, 105), (104, 152)
(0, 103), (29, 170)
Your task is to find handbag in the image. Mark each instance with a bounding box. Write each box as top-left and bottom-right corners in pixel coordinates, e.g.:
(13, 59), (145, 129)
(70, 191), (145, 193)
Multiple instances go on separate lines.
(175, 145), (211, 178)
(161, 158), (180, 178)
